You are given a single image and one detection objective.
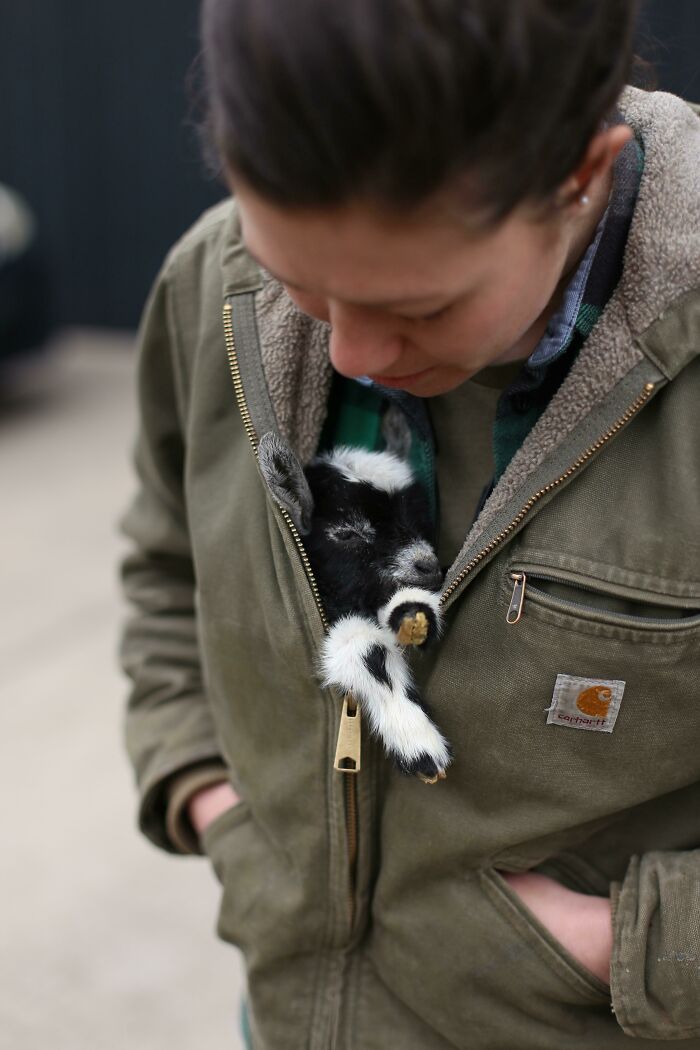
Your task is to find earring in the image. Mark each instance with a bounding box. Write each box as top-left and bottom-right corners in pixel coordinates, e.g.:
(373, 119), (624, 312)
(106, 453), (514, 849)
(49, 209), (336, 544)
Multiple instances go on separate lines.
(579, 193), (590, 207)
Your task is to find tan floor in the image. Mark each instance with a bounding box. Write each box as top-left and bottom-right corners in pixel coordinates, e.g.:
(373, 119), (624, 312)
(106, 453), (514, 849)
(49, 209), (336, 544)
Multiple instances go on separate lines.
(0, 332), (245, 1050)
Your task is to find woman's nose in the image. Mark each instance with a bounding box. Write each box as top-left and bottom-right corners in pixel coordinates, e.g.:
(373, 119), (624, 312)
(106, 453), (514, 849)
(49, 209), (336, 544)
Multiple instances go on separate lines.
(328, 301), (403, 379)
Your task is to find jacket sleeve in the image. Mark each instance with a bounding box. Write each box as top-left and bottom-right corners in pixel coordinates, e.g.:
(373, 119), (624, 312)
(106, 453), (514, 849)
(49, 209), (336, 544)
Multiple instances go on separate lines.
(119, 261), (228, 854)
(610, 850), (700, 1039)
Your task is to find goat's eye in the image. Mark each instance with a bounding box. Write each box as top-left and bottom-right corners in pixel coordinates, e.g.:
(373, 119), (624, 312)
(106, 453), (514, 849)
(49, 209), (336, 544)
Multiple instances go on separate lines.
(325, 520), (376, 545)
(327, 527), (364, 545)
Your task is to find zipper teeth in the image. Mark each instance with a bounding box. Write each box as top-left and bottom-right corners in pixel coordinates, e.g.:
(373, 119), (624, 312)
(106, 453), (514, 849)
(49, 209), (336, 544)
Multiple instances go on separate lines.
(223, 302), (330, 632)
(524, 570), (686, 602)
(344, 775), (358, 922)
(223, 303), (258, 449)
(278, 508), (331, 632)
(517, 572), (596, 593)
(521, 574), (699, 626)
(439, 382), (656, 607)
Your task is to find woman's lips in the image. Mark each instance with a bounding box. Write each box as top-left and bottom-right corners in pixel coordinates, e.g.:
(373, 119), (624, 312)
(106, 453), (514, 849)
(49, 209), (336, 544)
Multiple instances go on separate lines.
(368, 366), (435, 389)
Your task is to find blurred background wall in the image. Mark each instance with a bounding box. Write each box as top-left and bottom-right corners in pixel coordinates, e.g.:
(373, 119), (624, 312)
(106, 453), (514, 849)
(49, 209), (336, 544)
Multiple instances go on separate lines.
(0, 0), (223, 332)
(0, 0), (699, 332)
(642, 0), (700, 100)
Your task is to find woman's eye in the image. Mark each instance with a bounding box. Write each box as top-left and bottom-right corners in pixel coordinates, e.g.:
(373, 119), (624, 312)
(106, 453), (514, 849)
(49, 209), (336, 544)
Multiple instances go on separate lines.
(421, 304), (451, 322)
(398, 303), (452, 323)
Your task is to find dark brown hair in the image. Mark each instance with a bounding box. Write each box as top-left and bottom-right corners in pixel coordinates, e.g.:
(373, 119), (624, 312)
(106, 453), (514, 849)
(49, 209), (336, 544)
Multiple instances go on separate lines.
(201, 0), (641, 220)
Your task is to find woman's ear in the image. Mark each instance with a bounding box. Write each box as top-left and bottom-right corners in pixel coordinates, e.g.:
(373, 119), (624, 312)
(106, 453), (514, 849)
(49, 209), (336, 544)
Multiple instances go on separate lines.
(557, 124), (634, 210)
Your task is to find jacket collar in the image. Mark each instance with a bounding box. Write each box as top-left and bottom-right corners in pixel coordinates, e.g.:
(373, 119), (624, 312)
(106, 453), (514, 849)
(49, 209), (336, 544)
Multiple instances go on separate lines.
(616, 88), (700, 379)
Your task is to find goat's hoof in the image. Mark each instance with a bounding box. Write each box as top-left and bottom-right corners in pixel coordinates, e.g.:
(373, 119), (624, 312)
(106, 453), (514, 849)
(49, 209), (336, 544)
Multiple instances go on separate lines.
(417, 769), (448, 785)
(397, 610), (429, 647)
(400, 754), (448, 783)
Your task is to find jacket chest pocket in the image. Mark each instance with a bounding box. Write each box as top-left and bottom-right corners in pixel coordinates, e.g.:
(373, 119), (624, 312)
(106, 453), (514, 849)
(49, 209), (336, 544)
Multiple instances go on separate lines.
(398, 556), (700, 865)
(492, 561), (700, 804)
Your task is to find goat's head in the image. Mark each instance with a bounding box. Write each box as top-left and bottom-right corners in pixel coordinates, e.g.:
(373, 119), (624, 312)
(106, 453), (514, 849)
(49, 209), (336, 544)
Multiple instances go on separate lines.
(258, 434), (441, 622)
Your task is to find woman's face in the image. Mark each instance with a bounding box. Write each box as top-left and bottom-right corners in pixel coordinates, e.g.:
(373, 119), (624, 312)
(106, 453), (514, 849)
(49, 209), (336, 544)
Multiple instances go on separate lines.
(233, 181), (584, 398)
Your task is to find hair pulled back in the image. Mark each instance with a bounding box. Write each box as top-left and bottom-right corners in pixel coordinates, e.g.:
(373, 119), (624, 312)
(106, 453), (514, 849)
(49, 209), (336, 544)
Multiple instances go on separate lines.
(201, 0), (641, 219)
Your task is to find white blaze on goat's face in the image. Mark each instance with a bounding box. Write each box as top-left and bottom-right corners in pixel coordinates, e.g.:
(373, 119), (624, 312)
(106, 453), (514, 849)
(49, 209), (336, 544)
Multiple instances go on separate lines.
(319, 447), (413, 493)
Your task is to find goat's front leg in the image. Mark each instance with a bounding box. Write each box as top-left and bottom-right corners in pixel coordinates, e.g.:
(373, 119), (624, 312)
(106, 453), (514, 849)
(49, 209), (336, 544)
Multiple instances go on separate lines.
(320, 615), (451, 782)
(379, 587), (443, 648)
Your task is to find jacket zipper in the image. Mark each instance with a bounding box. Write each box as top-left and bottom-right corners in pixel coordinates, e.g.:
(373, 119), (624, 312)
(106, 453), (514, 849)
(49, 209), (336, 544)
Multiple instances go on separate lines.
(507, 570), (700, 627)
(223, 302), (359, 930)
(440, 382), (656, 608)
(224, 300), (655, 928)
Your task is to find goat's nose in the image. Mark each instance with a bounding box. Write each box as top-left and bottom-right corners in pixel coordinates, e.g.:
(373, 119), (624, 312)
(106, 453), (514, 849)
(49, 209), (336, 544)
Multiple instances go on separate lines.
(413, 554), (442, 589)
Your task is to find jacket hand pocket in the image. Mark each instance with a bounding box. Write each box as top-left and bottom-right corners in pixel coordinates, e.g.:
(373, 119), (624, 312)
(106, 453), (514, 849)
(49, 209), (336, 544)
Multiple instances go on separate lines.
(482, 868), (611, 1003)
(200, 800), (306, 962)
(201, 798), (252, 862)
(201, 800), (258, 949)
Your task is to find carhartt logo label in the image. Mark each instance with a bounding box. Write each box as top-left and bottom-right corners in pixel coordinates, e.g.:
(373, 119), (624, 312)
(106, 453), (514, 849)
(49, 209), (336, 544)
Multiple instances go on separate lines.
(547, 675), (625, 733)
(576, 685), (612, 718)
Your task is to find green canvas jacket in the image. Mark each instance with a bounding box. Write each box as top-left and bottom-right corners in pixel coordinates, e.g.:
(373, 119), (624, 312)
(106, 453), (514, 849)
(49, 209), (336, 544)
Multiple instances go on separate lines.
(120, 88), (700, 1048)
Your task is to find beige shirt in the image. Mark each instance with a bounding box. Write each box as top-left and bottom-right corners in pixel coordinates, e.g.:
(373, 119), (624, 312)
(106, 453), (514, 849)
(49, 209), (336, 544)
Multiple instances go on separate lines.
(430, 362), (523, 567)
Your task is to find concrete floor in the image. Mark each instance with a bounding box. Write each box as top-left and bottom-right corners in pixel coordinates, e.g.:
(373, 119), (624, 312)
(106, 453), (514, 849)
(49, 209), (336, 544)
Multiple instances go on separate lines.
(0, 332), (245, 1050)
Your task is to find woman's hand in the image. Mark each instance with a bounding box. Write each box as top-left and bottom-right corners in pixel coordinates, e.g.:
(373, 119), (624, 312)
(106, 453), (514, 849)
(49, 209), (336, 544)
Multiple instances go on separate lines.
(188, 781), (242, 836)
(500, 871), (613, 985)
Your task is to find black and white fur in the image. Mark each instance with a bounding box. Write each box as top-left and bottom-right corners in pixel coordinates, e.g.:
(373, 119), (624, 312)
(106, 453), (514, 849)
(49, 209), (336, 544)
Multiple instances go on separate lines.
(258, 432), (452, 781)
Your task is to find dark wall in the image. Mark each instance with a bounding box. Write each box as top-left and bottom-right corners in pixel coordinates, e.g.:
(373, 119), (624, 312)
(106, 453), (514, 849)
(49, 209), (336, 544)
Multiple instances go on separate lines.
(1, 1), (698, 329)
(0, 1), (224, 329)
(641, 0), (700, 101)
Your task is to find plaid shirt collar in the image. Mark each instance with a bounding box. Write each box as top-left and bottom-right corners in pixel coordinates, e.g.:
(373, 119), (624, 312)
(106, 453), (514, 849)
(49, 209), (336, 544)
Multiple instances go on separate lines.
(525, 127), (645, 374)
(528, 203), (610, 369)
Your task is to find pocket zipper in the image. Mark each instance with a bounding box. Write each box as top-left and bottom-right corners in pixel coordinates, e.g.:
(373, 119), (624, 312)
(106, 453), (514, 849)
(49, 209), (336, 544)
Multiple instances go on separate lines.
(507, 570), (700, 627)
(507, 573), (528, 624)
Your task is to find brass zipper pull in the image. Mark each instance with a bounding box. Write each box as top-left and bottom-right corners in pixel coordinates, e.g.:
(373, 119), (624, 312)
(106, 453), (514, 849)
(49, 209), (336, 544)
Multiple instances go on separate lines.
(334, 694), (361, 773)
(507, 573), (527, 624)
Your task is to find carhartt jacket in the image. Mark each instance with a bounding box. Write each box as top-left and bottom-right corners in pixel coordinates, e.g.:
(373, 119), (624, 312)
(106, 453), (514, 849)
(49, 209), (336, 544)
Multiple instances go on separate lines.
(120, 88), (700, 1048)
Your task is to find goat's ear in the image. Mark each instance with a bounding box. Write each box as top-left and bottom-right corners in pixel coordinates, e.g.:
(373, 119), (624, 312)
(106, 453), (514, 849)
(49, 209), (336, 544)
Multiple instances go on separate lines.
(381, 403), (412, 461)
(258, 432), (314, 534)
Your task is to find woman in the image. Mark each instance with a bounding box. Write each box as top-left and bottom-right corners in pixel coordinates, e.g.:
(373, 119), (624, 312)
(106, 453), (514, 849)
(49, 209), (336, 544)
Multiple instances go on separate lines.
(120, 1), (700, 1046)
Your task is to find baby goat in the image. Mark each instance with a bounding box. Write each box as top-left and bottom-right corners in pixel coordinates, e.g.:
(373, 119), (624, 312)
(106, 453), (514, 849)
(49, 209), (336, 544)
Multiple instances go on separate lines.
(259, 432), (452, 782)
